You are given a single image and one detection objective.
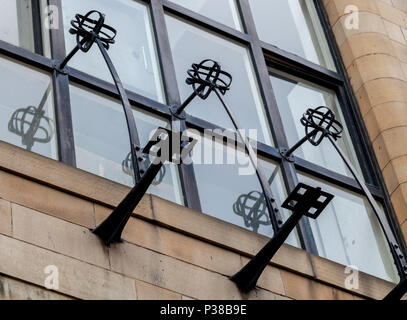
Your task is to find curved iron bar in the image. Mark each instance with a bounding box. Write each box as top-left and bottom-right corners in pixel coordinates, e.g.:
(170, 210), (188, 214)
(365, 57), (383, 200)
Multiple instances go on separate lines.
(8, 83), (55, 151)
(281, 106), (407, 300)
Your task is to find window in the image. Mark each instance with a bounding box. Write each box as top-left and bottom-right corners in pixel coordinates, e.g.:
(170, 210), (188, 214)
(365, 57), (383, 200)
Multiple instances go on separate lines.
(166, 14), (273, 145)
(0, 0), (403, 283)
(248, 0), (335, 70)
(62, 0), (165, 102)
(168, 0), (243, 31)
(0, 0), (35, 51)
(0, 55), (57, 159)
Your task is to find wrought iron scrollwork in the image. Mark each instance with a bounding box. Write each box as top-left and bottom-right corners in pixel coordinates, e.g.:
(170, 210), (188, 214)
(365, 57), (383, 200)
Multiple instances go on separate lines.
(301, 106), (343, 146)
(186, 59), (232, 99)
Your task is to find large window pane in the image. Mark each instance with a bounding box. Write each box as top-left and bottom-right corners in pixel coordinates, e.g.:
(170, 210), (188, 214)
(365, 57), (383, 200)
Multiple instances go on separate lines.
(189, 130), (299, 247)
(270, 70), (361, 178)
(299, 173), (398, 282)
(70, 84), (183, 205)
(248, 0), (335, 71)
(62, 0), (164, 102)
(0, 55), (57, 159)
(166, 15), (272, 146)
(0, 0), (35, 51)
(168, 0), (242, 31)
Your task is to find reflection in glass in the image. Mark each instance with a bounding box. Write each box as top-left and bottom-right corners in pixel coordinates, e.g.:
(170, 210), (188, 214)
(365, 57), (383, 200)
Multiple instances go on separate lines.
(189, 130), (299, 247)
(248, 0), (335, 70)
(69, 84), (183, 205)
(299, 173), (399, 282)
(0, 55), (57, 158)
(270, 70), (361, 178)
(168, 0), (242, 31)
(0, 0), (35, 51)
(166, 15), (273, 146)
(62, 0), (164, 102)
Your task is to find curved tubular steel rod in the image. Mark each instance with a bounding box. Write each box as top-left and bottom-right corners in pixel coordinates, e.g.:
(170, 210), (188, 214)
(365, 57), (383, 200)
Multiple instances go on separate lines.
(213, 87), (283, 233)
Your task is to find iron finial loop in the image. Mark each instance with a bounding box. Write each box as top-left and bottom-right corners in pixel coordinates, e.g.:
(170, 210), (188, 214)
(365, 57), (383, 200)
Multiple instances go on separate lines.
(69, 10), (117, 52)
(186, 59), (232, 100)
(301, 106), (343, 146)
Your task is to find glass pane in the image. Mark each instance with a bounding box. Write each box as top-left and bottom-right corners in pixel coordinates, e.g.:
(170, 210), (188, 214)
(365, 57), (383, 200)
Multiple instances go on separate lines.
(270, 70), (361, 178)
(189, 129), (299, 247)
(168, 0), (242, 31)
(0, 0), (35, 52)
(166, 14), (273, 146)
(248, 0), (335, 71)
(62, 0), (165, 102)
(70, 84), (184, 205)
(299, 173), (398, 282)
(0, 55), (57, 159)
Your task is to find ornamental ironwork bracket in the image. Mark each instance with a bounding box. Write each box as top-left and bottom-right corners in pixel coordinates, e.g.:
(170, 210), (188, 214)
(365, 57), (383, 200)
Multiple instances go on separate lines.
(279, 106), (407, 300)
(57, 10), (200, 245)
(93, 127), (196, 245)
(231, 183), (334, 292)
(173, 59), (284, 235)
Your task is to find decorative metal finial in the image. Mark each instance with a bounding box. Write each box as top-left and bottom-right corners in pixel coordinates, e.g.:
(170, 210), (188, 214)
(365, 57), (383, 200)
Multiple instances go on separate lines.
(171, 59), (232, 118)
(280, 106), (343, 161)
(300, 106), (343, 146)
(186, 59), (232, 99)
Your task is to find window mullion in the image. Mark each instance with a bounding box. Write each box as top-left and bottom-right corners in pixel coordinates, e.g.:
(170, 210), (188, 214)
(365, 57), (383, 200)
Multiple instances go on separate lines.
(48, 0), (76, 166)
(150, 0), (202, 211)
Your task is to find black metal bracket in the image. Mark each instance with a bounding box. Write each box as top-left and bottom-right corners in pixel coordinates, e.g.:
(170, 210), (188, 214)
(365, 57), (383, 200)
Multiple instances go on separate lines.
(93, 126), (196, 245)
(282, 106), (407, 300)
(173, 59), (284, 234)
(230, 183), (334, 292)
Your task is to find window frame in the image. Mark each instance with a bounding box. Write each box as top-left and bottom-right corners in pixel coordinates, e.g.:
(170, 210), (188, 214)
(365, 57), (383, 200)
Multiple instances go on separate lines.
(0, 0), (404, 273)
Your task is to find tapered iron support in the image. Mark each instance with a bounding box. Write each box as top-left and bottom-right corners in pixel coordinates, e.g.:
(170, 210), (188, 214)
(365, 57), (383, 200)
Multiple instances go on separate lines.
(230, 183), (334, 292)
(282, 106), (407, 299)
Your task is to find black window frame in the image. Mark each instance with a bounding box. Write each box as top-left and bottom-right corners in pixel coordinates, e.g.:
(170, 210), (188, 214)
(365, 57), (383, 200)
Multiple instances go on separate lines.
(0, 0), (405, 261)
